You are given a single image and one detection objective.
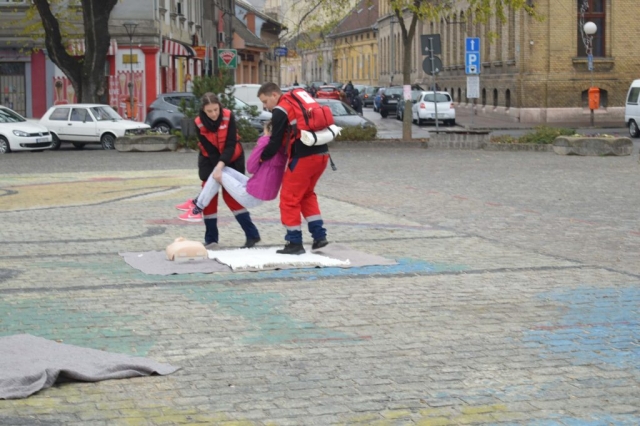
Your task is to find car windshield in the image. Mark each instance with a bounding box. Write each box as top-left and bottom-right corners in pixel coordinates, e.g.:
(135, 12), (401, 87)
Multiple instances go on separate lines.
(90, 106), (122, 121)
(0, 107), (26, 123)
(423, 93), (451, 102)
(230, 97), (257, 114)
(319, 87), (336, 92)
(325, 101), (356, 117)
(386, 88), (403, 96)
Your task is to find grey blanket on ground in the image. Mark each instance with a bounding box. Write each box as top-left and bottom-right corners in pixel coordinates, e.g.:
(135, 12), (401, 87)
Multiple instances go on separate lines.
(120, 243), (397, 275)
(0, 334), (180, 399)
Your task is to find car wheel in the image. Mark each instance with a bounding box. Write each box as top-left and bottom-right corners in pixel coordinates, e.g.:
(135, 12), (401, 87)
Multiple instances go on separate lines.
(0, 136), (10, 154)
(380, 109), (388, 118)
(155, 122), (171, 134)
(629, 120), (640, 138)
(101, 133), (116, 150)
(50, 133), (62, 150)
(72, 142), (85, 150)
(396, 111), (401, 121)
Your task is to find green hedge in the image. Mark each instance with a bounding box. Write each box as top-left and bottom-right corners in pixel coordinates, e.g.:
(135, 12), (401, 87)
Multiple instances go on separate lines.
(490, 126), (575, 145)
(335, 125), (377, 141)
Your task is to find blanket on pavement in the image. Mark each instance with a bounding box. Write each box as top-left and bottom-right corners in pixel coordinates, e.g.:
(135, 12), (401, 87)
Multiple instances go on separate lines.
(0, 334), (180, 399)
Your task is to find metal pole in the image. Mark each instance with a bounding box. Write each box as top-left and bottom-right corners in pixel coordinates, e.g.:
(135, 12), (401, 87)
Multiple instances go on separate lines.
(129, 36), (134, 120)
(430, 37), (439, 133)
(590, 43), (594, 127)
(390, 17), (395, 85)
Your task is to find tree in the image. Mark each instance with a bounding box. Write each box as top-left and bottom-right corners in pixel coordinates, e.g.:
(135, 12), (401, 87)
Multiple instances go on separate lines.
(292, 0), (540, 141)
(31, 0), (119, 103)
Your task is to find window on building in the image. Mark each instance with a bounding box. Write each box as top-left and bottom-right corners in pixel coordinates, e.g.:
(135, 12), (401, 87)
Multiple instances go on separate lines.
(506, 89), (511, 109)
(493, 89), (498, 108)
(482, 88), (487, 107)
(578, 0), (605, 57)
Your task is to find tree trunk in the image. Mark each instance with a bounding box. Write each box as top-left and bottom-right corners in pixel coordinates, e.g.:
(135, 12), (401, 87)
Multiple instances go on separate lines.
(33, 0), (118, 104)
(398, 13), (418, 142)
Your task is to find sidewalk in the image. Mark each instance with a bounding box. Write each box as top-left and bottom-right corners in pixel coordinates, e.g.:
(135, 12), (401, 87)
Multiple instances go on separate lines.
(455, 105), (626, 131)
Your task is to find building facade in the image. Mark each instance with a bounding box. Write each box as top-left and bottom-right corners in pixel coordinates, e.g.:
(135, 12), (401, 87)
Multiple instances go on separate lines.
(328, 0), (379, 86)
(376, 0), (640, 123)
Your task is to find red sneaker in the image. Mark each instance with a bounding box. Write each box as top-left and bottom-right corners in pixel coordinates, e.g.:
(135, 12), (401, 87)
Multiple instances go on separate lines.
(178, 210), (203, 222)
(175, 199), (195, 211)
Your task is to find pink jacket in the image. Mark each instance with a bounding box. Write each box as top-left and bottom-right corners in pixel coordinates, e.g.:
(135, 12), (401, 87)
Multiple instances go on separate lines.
(246, 135), (288, 200)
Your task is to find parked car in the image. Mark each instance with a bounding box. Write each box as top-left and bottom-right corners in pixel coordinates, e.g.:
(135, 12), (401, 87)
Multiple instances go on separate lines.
(360, 86), (379, 107)
(145, 92), (195, 133)
(625, 79), (640, 137)
(40, 104), (150, 150)
(315, 86), (343, 101)
(232, 96), (272, 130)
(315, 99), (375, 129)
(232, 84), (263, 111)
(0, 105), (53, 154)
(411, 91), (456, 126)
(396, 89), (423, 121)
(378, 86), (403, 118)
(146, 93), (270, 133)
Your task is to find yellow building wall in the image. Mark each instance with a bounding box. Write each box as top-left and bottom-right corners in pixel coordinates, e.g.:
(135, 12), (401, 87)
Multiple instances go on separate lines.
(333, 30), (378, 85)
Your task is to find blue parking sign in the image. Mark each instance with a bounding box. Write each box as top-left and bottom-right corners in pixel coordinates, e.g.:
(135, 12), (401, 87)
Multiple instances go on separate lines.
(465, 37), (481, 75)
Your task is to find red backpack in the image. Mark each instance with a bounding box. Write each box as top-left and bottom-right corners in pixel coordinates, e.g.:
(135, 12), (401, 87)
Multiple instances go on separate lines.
(283, 88), (335, 133)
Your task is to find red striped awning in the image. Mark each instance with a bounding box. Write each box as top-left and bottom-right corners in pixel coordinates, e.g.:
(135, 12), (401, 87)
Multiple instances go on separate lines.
(163, 39), (196, 57)
(68, 39), (118, 56)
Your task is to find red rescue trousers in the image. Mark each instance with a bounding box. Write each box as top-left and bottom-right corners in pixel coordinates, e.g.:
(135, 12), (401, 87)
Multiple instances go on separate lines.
(201, 180), (246, 218)
(279, 154), (329, 228)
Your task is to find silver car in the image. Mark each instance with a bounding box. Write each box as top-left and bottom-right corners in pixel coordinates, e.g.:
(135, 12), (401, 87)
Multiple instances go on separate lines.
(315, 99), (375, 128)
(145, 93), (271, 133)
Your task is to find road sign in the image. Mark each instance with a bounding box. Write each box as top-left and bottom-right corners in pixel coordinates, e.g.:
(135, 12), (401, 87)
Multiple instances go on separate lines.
(465, 37), (481, 75)
(274, 47), (288, 57)
(465, 53), (480, 74)
(218, 49), (237, 69)
(422, 56), (443, 76)
(466, 37), (480, 53)
(420, 34), (441, 56)
(467, 76), (480, 99)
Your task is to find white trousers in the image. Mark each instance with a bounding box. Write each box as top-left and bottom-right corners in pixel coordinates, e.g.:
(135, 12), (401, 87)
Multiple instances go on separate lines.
(196, 168), (263, 210)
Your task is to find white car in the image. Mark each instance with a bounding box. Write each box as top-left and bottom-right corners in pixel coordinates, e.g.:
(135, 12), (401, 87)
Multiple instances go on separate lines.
(411, 91), (456, 126)
(0, 105), (53, 154)
(40, 104), (151, 150)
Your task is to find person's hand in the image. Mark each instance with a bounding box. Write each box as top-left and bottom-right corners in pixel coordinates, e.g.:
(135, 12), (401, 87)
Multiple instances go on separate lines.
(213, 167), (223, 183)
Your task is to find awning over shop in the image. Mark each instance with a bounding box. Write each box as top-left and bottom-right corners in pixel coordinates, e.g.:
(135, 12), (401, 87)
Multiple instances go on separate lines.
(163, 39), (196, 57)
(67, 39), (118, 56)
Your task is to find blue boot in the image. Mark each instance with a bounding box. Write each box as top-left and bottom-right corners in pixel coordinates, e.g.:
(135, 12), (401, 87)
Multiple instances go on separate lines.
(204, 218), (219, 246)
(235, 212), (260, 248)
(307, 218), (328, 250)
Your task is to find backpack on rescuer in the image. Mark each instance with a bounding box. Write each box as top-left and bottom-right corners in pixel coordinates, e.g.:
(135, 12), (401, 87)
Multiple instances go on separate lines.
(283, 88), (339, 170)
(285, 88), (335, 135)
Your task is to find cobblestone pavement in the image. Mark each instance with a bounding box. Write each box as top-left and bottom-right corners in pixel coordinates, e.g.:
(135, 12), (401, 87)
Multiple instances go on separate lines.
(0, 147), (638, 425)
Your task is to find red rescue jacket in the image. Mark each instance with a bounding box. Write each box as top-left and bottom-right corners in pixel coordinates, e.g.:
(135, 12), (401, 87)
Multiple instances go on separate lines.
(195, 108), (242, 162)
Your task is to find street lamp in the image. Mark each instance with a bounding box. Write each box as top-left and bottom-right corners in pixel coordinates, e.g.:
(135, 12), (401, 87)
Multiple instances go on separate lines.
(579, 0), (597, 126)
(123, 21), (138, 120)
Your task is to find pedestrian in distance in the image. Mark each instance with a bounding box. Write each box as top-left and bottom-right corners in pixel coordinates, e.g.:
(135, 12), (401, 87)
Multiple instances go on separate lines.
(351, 88), (363, 115)
(175, 93), (260, 249)
(257, 82), (331, 255)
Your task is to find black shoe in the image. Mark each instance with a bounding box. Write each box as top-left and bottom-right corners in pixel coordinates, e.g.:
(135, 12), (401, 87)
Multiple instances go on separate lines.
(311, 238), (329, 250)
(242, 238), (261, 248)
(276, 242), (305, 255)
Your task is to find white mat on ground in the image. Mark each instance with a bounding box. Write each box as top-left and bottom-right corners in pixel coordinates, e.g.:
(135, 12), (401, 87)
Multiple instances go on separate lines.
(0, 334), (180, 399)
(209, 246), (350, 271)
(120, 243), (397, 275)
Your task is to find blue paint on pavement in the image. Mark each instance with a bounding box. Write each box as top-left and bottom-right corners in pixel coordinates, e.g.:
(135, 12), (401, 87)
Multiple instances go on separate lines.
(174, 285), (361, 345)
(524, 287), (639, 369)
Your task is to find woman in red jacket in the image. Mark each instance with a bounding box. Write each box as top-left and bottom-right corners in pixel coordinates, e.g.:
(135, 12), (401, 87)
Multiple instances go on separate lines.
(179, 93), (260, 248)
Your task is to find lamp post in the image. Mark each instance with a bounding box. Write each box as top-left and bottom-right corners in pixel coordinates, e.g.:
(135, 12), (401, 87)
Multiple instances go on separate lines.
(579, 1), (597, 127)
(123, 21), (138, 120)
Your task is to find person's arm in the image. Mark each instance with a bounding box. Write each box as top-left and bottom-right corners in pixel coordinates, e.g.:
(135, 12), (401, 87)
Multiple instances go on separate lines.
(261, 108), (288, 161)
